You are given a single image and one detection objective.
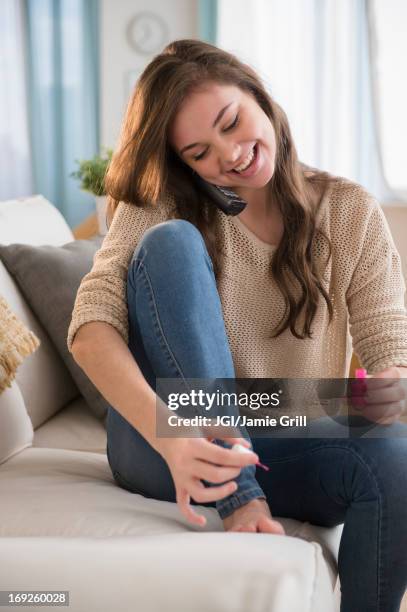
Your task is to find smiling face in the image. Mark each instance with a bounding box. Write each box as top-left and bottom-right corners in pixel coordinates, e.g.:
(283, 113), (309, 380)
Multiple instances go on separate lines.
(169, 82), (277, 200)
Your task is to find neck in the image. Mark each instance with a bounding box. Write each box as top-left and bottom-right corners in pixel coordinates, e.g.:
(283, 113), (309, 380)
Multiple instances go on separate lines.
(233, 183), (276, 216)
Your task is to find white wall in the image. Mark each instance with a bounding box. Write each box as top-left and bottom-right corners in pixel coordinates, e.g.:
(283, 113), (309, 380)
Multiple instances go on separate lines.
(100, 0), (199, 148)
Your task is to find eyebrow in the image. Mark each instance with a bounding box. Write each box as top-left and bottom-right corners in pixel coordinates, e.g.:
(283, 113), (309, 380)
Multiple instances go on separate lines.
(179, 102), (233, 155)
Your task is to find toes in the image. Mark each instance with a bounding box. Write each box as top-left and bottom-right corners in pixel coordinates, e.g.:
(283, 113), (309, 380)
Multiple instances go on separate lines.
(258, 516), (285, 535)
(270, 519), (286, 535)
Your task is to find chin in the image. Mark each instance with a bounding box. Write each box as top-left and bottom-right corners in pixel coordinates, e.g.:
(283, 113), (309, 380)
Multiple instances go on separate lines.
(244, 166), (275, 190)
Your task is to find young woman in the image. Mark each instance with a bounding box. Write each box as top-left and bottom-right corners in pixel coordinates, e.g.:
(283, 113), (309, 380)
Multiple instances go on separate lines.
(68, 39), (407, 611)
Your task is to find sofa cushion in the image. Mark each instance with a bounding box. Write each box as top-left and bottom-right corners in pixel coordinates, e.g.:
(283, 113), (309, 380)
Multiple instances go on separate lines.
(0, 448), (341, 557)
(0, 382), (33, 464)
(0, 195), (73, 246)
(0, 195), (79, 427)
(0, 238), (108, 421)
(33, 397), (107, 454)
(0, 447), (338, 611)
(0, 260), (78, 428)
(0, 534), (337, 612)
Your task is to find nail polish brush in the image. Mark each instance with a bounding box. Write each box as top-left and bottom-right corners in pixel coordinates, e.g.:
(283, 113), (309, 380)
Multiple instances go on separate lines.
(231, 443), (270, 471)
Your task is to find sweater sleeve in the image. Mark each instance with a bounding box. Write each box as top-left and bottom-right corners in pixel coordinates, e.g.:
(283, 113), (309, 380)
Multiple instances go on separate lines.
(346, 198), (407, 373)
(67, 197), (173, 353)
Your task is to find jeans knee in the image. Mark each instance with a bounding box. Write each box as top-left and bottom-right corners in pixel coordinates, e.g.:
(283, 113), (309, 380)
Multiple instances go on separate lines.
(128, 219), (210, 284)
(348, 438), (407, 501)
(140, 219), (204, 256)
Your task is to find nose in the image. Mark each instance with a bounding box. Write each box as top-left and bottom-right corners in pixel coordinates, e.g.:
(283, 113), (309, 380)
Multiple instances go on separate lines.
(218, 142), (240, 171)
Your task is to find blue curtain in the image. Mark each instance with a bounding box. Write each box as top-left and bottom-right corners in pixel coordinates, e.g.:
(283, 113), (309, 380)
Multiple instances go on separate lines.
(24, 0), (100, 229)
(198, 0), (217, 43)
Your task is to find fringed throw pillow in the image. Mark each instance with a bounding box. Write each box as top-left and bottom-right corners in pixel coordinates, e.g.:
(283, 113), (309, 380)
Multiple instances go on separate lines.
(0, 296), (40, 394)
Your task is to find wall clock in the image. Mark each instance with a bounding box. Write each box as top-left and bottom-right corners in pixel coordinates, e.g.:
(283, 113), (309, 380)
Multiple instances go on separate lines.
(126, 12), (169, 55)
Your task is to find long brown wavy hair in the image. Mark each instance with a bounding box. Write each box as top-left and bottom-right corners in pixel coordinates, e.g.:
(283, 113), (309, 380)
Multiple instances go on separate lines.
(105, 38), (335, 339)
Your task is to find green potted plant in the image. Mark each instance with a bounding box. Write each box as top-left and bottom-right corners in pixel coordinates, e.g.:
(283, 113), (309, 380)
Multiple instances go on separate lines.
(71, 149), (113, 235)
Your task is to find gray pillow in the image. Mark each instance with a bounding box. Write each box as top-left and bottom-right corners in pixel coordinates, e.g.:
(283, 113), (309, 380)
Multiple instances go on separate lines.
(0, 238), (109, 421)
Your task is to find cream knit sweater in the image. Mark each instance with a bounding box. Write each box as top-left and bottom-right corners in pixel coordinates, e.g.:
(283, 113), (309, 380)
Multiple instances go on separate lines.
(67, 178), (407, 377)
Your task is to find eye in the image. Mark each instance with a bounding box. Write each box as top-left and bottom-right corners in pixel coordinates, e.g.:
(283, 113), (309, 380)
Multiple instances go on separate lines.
(223, 114), (239, 132)
(193, 150), (207, 161)
(192, 114), (240, 162)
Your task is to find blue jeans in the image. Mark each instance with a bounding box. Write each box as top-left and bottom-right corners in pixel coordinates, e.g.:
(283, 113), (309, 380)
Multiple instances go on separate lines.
(106, 220), (407, 612)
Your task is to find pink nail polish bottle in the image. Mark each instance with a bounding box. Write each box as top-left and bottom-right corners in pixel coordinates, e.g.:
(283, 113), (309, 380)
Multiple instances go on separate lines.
(355, 368), (367, 379)
(353, 368), (367, 409)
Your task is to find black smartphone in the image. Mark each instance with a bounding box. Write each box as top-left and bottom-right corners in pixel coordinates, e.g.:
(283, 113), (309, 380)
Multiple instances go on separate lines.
(193, 172), (247, 216)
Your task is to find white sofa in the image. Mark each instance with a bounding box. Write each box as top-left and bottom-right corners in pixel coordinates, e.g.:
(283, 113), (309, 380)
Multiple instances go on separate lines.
(0, 196), (342, 612)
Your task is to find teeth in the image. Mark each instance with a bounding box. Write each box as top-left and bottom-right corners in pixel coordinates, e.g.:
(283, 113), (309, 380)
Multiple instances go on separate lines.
(234, 146), (255, 172)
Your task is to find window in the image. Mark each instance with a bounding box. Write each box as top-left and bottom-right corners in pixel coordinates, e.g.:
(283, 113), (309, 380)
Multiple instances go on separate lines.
(372, 0), (407, 195)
